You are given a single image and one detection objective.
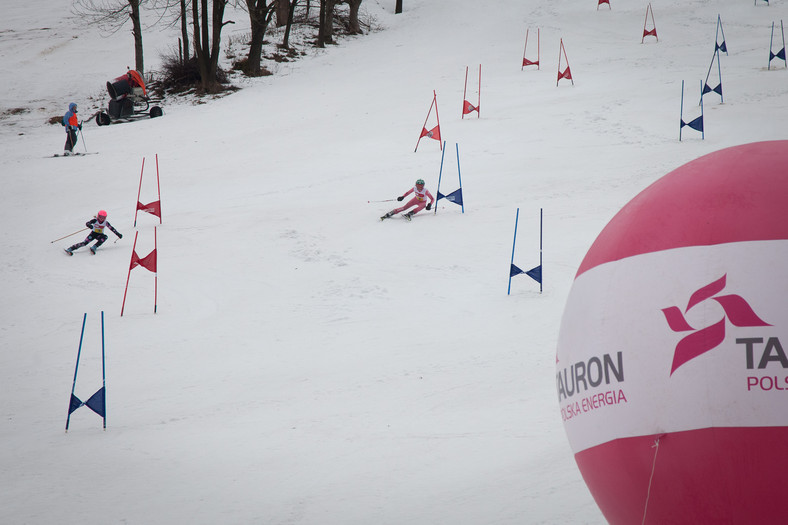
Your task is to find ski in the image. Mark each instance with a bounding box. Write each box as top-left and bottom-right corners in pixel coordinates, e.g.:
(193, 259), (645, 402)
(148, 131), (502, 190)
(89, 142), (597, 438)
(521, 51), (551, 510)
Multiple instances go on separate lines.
(403, 213), (412, 221)
(64, 249), (73, 256)
(49, 152), (99, 158)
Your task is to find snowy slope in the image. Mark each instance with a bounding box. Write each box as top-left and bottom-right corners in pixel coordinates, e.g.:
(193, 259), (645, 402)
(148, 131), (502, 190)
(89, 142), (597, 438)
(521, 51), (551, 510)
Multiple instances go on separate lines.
(2, 0), (787, 523)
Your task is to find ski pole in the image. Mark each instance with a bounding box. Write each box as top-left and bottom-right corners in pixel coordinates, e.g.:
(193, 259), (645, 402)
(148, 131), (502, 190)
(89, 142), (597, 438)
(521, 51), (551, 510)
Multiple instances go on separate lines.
(50, 228), (88, 243)
(367, 199), (396, 203)
(78, 123), (87, 152)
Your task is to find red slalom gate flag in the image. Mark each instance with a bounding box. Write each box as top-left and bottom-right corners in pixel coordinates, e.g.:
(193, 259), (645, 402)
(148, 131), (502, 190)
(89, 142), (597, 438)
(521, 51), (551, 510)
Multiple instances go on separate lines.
(420, 124), (441, 141)
(133, 154), (163, 226)
(414, 90), (442, 152)
(461, 65), (481, 119)
(130, 248), (157, 273)
(522, 28), (540, 70)
(136, 199), (161, 219)
(557, 38), (574, 86)
(121, 228), (159, 316)
(462, 101), (478, 116)
(642, 3), (658, 43)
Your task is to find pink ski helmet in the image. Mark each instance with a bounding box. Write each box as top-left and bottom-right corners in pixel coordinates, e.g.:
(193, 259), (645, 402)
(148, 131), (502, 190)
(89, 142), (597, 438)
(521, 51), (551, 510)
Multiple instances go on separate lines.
(97, 210), (107, 220)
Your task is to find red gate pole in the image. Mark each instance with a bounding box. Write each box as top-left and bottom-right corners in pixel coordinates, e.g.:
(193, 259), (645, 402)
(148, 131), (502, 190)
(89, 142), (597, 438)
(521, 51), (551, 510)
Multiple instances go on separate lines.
(477, 64), (482, 118)
(155, 154), (162, 224)
(462, 67), (469, 119)
(153, 227), (158, 314)
(133, 157), (146, 227)
(414, 94), (436, 152)
(433, 90), (442, 150)
(120, 231), (140, 317)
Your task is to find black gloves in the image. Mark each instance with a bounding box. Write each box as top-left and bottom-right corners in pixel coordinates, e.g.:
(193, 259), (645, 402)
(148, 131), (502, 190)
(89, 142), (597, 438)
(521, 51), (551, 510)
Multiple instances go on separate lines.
(118, 233), (123, 239)
(397, 196), (404, 201)
(86, 222), (92, 228)
(426, 203), (432, 211)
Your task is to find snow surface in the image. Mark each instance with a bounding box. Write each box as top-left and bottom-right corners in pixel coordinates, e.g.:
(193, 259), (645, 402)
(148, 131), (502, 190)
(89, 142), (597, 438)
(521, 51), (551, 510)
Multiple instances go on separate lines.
(1, 0), (787, 523)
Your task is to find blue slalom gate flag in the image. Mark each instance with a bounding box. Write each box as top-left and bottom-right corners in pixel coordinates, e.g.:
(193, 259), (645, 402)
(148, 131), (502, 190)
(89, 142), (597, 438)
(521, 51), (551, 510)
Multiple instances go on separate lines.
(65, 312), (107, 431)
(85, 387), (106, 417)
(700, 48), (723, 104)
(437, 188), (464, 206)
(510, 263), (524, 277)
(510, 263), (542, 283)
(68, 387), (106, 417)
(508, 208), (543, 294)
(680, 80), (705, 141)
(526, 265), (542, 283)
(768, 21), (786, 70)
(715, 15), (728, 55)
(681, 115), (704, 133)
(434, 142), (465, 214)
(68, 394), (83, 415)
(702, 83), (722, 97)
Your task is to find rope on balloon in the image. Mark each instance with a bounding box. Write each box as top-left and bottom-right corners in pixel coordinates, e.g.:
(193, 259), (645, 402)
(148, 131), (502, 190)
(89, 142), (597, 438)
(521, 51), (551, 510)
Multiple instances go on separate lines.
(642, 433), (666, 525)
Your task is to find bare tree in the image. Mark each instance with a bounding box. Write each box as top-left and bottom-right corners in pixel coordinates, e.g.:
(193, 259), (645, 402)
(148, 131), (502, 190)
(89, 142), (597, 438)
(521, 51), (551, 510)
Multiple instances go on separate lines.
(179, 0), (191, 62)
(316, 0), (334, 46)
(192, 0), (231, 91)
(243, 0), (277, 75)
(346, 0), (362, 34)
(151, 0), (192, 63)
(281, 0), (299, 49)
(318, 0), (363, 45)
(395, 0), (402, 14)
(74, 0), (147, 73)
(274, 0), (289, 27)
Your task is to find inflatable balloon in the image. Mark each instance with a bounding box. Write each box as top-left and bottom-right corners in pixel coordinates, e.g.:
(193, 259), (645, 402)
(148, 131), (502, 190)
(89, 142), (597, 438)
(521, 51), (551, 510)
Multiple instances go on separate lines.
(556, 141), (788, 524)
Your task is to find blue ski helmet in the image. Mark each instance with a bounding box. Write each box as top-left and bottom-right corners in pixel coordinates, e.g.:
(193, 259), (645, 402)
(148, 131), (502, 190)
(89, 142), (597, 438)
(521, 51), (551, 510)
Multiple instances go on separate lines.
(69, 102), (77, 113)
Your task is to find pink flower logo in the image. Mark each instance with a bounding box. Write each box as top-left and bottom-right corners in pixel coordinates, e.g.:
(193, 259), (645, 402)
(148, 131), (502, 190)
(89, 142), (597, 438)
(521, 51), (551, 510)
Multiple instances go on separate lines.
(662, 274), (770, 375)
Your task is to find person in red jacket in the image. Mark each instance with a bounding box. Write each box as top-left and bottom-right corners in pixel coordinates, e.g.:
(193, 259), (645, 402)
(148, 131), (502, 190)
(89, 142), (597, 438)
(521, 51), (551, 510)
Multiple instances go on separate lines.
(380, 179), (435, 221)
(62, 102), (81, 156)
(65, 210), (122, 255)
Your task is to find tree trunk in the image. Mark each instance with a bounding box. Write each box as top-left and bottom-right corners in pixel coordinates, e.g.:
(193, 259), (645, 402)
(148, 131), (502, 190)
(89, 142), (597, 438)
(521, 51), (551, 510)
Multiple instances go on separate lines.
(193, 0), (208, 87)
(208, 0), (228, 86)
(245, 0), (274, 75)
(282, 0), (298, 48)
(129, 0), (144, 73)
(347, 0), (362, 34)
(317, 0), (327, 47)
(395, 0), (402, 15)
(321, 0), (337, 45)
(274, 0), (289, 27)
(180, 0), (190, 62)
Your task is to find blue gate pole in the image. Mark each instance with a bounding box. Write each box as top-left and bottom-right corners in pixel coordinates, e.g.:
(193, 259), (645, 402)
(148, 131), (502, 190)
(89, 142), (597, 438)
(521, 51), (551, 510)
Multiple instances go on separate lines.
(66, 313), (87, 432)
(508, 208), (520, 295)
(434, 140), (447, 215)
(679, 80), (685, 141)
(455, 143), (465, 213)
(769, 22), (775, 70)
(101, 310), (107, 430)
(539, 207), (543, 293)
(699, 80), (705, 140)
(716, 51), (724, 103)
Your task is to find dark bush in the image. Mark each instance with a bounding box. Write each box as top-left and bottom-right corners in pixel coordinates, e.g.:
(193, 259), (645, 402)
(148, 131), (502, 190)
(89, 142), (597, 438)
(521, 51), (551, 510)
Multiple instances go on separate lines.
(155, 50), (230, 96)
